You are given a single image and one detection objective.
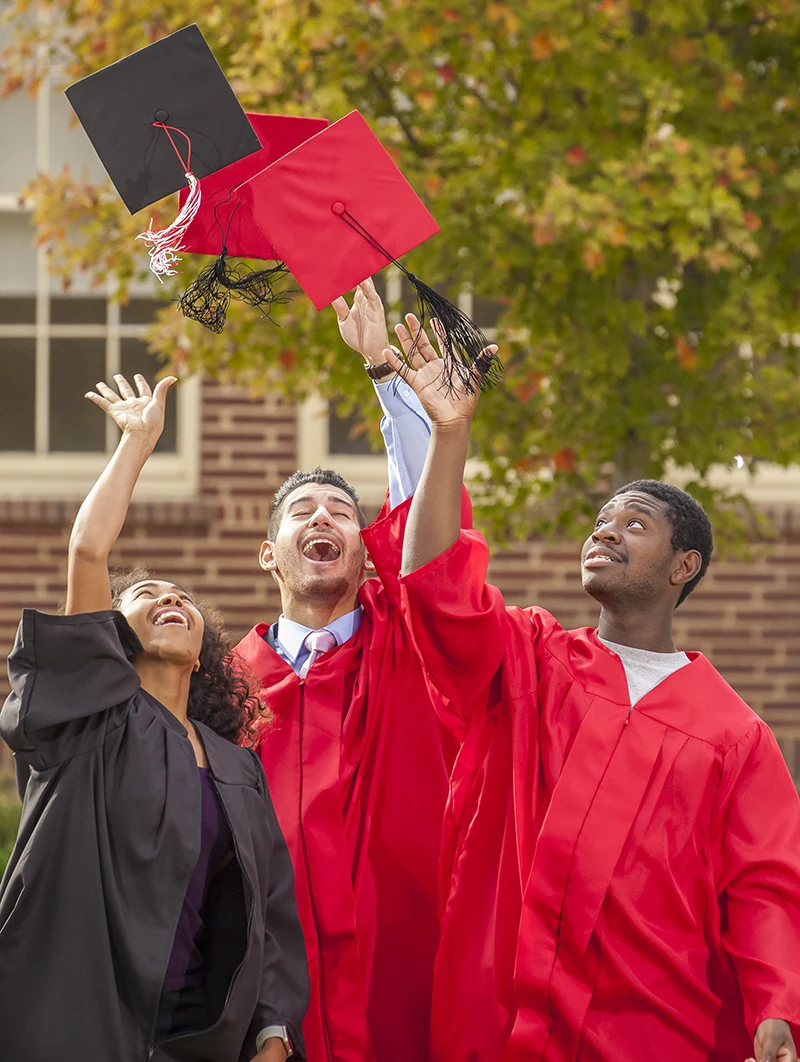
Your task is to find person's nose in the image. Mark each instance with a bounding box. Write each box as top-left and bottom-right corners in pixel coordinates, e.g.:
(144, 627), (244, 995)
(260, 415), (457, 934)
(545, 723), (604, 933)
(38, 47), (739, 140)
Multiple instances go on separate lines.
(157, 590), (182, 607)
(308, 505), (333, 529)
(592, 521), (622, 544)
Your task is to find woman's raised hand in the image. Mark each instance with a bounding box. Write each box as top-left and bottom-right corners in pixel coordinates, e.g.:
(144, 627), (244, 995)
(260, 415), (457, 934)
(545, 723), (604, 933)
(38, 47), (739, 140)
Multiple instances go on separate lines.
(85, 373), (177, 444)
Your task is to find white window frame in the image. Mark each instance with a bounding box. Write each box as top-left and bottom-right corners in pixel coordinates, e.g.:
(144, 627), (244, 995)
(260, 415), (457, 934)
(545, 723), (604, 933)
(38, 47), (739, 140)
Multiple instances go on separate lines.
(0, 60), (201, 502)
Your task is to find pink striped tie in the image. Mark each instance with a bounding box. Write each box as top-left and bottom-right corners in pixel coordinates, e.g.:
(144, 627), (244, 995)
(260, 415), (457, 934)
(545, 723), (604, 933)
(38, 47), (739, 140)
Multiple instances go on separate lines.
(298, 628), (337, 678)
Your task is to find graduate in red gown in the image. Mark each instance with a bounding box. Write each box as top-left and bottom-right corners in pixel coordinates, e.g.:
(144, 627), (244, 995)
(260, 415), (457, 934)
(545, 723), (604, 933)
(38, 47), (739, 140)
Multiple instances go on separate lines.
(233, 284), (460, 1062)
(383, 330), (800, 1062)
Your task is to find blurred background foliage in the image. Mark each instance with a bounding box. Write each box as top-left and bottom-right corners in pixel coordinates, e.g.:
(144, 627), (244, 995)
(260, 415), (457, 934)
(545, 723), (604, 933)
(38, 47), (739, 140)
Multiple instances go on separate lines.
(2, 0), (800, 544)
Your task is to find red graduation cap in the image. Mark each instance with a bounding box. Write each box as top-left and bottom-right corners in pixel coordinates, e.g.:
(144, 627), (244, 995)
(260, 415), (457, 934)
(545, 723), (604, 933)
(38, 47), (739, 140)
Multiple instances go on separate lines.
(236, 110), (439, 311)
(178, 113), (329, 259)
(234, 110), (499, 391)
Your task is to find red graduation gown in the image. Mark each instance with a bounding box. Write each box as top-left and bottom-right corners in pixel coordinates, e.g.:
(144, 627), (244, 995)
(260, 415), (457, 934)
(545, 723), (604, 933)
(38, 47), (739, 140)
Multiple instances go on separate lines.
(233, 497), (459, 1062)
(400, 529), (800, 1062)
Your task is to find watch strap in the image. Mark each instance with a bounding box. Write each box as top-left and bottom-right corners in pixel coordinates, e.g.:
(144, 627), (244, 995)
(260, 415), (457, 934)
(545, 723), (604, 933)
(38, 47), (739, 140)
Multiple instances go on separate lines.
(256, 1024), (293, 1056)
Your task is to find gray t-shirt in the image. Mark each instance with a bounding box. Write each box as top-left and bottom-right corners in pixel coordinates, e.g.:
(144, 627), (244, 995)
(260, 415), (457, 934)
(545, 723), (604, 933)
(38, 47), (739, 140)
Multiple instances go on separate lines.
(599, 637), (690, 706)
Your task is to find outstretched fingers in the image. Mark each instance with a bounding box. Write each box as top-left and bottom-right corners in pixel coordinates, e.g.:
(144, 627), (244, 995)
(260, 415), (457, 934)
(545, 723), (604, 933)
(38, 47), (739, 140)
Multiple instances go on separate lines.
(395, 313), (439, 367)
(152, 376), (177, 406)
(383, 345), (415, 382)
(84, 390), (113, 414)
(94, 380), (121, 403)
(133, 373), (152, 399)
(113, 373), (136, 400)
(332, 296), (350, 322)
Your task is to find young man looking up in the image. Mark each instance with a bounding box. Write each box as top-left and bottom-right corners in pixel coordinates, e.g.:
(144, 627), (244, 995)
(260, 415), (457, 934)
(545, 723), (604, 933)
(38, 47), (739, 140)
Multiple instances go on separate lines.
(385, 332), (800, 1062)
(233, 282), (460, 1062)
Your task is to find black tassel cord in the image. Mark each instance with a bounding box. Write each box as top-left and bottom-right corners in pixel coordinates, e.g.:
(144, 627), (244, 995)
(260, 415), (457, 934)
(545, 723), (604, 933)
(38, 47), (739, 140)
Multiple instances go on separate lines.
(179, 199), (293, 334)
(180, 252), (291, 334)
(338, 209), (502, 394)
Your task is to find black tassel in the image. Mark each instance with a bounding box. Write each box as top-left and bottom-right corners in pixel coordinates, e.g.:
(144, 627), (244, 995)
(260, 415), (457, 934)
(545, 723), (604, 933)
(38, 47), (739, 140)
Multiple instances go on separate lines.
(335, 208), (502, 394)
(402, 270), (502, 395)
(179, 251), (292, 334)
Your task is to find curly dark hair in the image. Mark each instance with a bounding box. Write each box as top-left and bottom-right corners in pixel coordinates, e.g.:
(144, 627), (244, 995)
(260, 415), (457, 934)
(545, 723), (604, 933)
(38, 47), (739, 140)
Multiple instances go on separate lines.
(612, 480), (714, 607)
(268, 467), (367, 539)
(109, 567), (268, 746)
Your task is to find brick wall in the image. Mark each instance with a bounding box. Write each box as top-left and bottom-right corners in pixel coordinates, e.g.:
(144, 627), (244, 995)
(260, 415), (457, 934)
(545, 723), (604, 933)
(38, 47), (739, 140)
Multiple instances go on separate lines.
(0, 378), (798, 777)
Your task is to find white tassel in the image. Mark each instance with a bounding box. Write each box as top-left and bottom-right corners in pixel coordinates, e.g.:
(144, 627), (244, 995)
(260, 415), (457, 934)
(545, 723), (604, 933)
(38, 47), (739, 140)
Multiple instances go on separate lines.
(136, 172), (201, 281)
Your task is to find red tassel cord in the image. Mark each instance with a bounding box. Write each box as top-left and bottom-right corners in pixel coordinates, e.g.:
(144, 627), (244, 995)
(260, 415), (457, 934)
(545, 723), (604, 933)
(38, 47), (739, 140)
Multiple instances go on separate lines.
(136, 123), (202, 281)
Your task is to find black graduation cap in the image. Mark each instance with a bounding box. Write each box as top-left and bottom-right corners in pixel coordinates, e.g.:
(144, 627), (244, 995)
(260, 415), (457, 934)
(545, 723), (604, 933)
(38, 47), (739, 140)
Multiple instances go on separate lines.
(65, 24), (261, 278)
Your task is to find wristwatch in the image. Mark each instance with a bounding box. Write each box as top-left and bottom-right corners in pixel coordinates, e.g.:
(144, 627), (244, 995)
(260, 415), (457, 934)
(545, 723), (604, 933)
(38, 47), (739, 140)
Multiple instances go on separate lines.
(364, 361), (395, 381)
(363, 344), (401, 381)
(256, 1024), (294, 1057)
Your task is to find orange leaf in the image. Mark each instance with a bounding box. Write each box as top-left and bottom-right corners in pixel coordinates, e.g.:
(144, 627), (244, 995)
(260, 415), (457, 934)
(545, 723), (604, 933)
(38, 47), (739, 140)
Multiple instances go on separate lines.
(486, 2), (509, 21)
(425, 174), (443, 197)
(605, 222), (628, 247)
(743, 210), (761, 232)
(415, 89), (436, 112)
(669, 38), (696, 64)
(442, 8), (461, 21)
(565, 145), (588, 166)
(582, 243), (604, 271)
(534, 222), (558, 246)
(530, 32), (553, 60)
(514, 371), (546, 403)
(675, 335), (697, 369)
(553, 448), (576, 473)
(672, 137), (691, 155)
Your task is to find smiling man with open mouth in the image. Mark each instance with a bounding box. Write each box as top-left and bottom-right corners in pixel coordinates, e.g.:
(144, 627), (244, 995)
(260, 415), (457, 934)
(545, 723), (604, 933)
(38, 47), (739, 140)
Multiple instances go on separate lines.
(233, 280), (463, 1062)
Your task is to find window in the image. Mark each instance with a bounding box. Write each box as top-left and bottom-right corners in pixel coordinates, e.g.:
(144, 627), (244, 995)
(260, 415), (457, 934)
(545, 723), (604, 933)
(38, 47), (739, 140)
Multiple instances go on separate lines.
(0, 21), (200, 500)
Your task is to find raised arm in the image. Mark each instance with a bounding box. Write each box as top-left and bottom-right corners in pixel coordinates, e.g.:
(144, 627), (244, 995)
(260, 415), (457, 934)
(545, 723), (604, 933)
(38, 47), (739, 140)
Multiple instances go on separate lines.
(381, 322), (497, 575)
(66, 373), (176, 615)
(333, 278), (431, 507)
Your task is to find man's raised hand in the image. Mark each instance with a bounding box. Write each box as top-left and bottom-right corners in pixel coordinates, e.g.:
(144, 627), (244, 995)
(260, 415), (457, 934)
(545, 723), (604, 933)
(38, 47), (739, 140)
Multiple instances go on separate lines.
(85, 373), (176, 445)
(383, 314), (498, 431)
(332, 277), (391, 365)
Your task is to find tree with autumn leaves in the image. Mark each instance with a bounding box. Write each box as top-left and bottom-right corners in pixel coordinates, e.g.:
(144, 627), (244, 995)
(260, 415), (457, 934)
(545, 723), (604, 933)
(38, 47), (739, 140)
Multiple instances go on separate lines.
(3, 0), (800, 542)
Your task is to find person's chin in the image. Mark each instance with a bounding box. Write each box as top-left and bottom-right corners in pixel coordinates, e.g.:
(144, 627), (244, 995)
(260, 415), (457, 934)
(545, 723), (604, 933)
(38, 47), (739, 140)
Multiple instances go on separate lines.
(581, 567), (617, 596)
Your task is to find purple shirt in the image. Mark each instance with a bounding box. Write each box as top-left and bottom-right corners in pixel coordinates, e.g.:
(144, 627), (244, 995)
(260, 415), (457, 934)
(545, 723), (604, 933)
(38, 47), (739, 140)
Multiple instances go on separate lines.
(163, 768), (233, 993)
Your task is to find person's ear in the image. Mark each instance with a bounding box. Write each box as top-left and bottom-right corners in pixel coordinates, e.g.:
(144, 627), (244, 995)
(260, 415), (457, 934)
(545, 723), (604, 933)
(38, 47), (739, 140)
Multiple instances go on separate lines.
(671, 549), (702, 590)
(259, 541), (278, 572)
(364, 550), (376, 573)
(193, 659), (201, 674)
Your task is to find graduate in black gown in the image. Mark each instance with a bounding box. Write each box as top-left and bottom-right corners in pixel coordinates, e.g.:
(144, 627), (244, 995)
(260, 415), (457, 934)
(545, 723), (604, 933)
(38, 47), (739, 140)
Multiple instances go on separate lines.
(0, 373), (308, 1062)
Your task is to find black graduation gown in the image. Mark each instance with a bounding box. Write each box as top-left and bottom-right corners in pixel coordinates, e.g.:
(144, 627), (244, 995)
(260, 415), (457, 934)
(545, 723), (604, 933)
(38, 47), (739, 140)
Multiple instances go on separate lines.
(0, 609), (309, 1062)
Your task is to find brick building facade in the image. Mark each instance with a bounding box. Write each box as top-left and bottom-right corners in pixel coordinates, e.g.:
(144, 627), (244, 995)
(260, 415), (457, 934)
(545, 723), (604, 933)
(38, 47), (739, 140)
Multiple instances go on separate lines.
(0, 375), (798, 778)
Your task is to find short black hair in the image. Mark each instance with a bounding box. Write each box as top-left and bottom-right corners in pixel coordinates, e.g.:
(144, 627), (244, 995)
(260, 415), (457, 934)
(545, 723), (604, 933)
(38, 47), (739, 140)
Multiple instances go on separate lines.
(612, 480), (714, 607)
(268, 468), (367, 539)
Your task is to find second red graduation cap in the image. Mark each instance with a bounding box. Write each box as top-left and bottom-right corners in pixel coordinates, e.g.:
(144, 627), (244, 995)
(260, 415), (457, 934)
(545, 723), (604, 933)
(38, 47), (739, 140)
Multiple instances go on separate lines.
(236, 110), (439, 310)
(179, 113), (329, 259)
(235, 111), (499, 391)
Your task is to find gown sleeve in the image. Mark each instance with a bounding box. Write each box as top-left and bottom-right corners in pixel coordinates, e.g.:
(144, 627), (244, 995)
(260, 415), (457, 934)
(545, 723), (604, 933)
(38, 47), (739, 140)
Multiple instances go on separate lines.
(714, 719), (800, 1036)
(399, 529), (507, 738)
(362, 487), (472, 617)
(0, 608), (142, 766)
(247, 750), (310, 1059)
